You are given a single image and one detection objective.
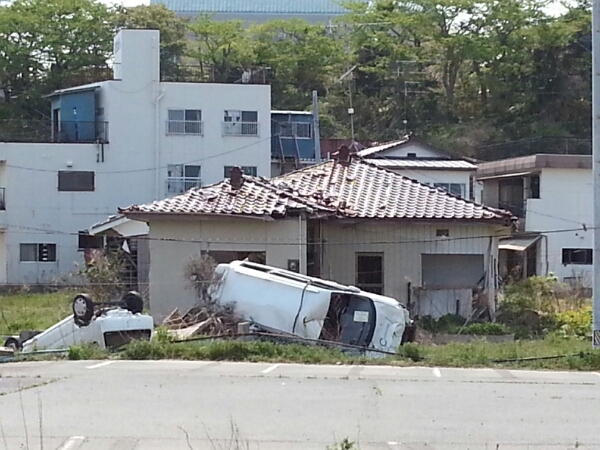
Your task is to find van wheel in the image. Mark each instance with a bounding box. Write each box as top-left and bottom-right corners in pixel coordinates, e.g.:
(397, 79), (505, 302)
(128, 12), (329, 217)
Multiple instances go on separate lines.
(73, 294), (94, 327)
(4, 337), (20, 350)
(122, 291), (144, 314)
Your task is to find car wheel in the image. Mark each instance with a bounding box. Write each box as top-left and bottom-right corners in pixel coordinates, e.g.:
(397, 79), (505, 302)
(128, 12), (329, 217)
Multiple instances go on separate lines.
(122, 291), (144, 314)
(4, 337), (20, 350)
(73, 294), (94, 327)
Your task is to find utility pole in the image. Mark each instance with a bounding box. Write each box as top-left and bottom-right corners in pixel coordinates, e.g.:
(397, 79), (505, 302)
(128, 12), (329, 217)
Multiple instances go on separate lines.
(593, 0), (600, 348)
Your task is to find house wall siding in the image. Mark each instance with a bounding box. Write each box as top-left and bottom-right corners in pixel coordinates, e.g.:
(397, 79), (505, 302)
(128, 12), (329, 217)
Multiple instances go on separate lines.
(147, 217), (306, 321)
(320, 222), (505, 315)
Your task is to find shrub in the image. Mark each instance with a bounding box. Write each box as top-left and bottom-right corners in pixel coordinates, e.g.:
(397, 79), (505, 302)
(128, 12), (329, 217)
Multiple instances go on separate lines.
(461, 322), (510, 336)
(551, 306), (592, 340)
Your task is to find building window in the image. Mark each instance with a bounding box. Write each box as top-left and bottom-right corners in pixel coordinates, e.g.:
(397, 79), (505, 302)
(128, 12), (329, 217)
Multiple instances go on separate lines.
(167, 164), (202, 194)
(58, 171), (95, 192)
(434, 183), (465, 198)
(223, 110), (259, 136)
(407, 152), (417, 159)
(356, 253), (383, 294)
(436, 229), (449, 237)
(20, 243), (57, 262)
(167, 109), (203, 135)
(562, 248), (593, 265)
(529, 174), (540, 199)
(78, 232), (104, 251)
(224, 166), (257, 178)
(276, 122), (312, 139)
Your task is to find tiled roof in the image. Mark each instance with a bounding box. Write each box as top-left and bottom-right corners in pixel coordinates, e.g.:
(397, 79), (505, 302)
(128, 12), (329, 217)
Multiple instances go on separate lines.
(365, 158), (476, 170)
(120, 177), (328, 217)
(121, 157), (512, 223)
(149, 0), (360, 14)
(271, 158), (508, 221)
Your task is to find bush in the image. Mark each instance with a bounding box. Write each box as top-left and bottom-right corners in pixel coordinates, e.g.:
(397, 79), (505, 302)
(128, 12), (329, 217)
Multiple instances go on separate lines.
(68, 344), (108, 360)
(417, 315), (510, 336)
(551, 306), (592, 340)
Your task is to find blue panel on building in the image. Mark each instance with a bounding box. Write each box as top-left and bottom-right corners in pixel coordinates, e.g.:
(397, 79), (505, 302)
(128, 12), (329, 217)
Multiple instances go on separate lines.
(57, 91), (97, 142)
(271, 112), (315, 160)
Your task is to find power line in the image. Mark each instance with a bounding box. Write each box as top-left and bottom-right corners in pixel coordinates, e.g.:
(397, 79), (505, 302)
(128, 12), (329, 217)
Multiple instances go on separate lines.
(1, 222), (592, 246)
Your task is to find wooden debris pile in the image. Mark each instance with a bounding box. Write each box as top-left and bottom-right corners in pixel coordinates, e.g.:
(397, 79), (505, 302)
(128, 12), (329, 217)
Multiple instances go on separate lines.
(162, 303), (241, 340)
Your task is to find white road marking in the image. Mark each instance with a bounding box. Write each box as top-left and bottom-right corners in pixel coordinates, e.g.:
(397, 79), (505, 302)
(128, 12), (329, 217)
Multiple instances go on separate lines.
(432, 368), (442, 378)
(262, 364), (281, 374)
(56, 436), (85, 450)
(86, 361), (115, 370)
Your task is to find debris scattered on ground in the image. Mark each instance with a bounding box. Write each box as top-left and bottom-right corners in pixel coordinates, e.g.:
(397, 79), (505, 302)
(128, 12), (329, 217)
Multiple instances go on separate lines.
(162, 304), (241, 340)
(0, 346), (15, 357)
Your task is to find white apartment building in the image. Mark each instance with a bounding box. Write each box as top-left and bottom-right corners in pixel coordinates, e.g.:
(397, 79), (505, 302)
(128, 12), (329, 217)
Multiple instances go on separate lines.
(477, 154), (593, 286)
(0, 29), (271, 284)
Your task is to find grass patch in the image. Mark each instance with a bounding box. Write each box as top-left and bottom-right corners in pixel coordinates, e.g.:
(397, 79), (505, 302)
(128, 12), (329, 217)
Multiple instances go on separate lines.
(110, 336), (600, 371)
(0, 291), (73, 335)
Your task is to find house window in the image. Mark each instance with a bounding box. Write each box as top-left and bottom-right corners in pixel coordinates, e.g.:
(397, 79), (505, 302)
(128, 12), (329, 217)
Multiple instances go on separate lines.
(223, 110), (259, 136)
(562, 248), (593, 265)
(279, 122), (294, 137)
(356, 253), (383, 294)
(529, 174), (540, 199)
(58, 171), (95, 192)
(277, 122), (312, 139)
(434, 183), (465, 198)
(294, 123), (312, 138)
(78, 232), (104, 251)
(407, 152), (417, 159)
(167, 109), (203, 135)
(224, 166), (257, 178)
(167, 164), (202, 194)
(20, 243), (57, 262)
(436, 229), (449, 237)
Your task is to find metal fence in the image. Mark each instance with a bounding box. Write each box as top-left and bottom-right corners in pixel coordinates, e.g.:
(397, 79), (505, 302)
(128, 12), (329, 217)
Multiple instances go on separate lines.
(0, 120), (109, 144)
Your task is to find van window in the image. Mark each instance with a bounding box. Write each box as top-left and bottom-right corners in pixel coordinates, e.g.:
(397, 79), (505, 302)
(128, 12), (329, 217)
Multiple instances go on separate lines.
(319, 294), (376, 347)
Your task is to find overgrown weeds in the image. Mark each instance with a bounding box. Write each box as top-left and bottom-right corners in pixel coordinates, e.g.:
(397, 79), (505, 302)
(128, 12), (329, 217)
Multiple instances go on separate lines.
(0, 291), (73, 335)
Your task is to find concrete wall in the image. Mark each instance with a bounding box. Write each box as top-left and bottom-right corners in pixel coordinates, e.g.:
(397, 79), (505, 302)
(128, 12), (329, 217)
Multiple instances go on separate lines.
(0, 29), (272, 284)
(525, 168), (593, 284)
(147, 217), (306, 321)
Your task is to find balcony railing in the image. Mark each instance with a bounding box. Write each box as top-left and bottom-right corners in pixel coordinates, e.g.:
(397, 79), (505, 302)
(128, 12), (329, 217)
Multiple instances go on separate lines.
(161, 64), (271, 84)
(167, 177), (202, 194)
(222, 122), (259, 137)
(0, 120), (109, 144)
(166, 120), (203, 136)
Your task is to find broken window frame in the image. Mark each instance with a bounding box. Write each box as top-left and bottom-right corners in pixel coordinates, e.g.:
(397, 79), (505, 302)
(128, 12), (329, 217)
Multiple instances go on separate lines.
(355, 253), (384, 295)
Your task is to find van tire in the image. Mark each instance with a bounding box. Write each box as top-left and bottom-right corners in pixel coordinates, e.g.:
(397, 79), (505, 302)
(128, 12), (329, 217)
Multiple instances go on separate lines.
(123, 291), (144, 314)
(73, 294), (94, 327)
(4, 337), (20, 350)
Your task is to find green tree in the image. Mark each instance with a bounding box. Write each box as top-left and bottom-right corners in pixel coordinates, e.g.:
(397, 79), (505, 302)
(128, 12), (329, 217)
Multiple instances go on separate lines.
(187, 15), (256, 83)
(115, 4), (188, 80)
(252, 19), (348, 110)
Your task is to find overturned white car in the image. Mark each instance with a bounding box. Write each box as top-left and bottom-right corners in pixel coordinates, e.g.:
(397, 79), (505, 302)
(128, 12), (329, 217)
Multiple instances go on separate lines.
(209, 261), (412, 354)
(19, 292), (154, 353)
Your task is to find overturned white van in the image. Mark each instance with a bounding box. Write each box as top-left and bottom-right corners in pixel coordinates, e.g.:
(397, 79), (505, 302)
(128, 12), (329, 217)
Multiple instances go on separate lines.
(209, 261), (412, 354)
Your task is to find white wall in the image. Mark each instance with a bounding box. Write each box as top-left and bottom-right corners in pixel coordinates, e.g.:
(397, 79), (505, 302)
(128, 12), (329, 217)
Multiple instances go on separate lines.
(525, 168), (593, 283)
(379, 142), (448, 158)
(0, 29), (272, 285)
(158, 82), (271, 187)
(147, 217), (306, 321)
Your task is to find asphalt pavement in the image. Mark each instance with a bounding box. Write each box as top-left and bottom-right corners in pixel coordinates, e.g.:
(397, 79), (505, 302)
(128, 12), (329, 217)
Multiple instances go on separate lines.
(0, 360), (599, 450)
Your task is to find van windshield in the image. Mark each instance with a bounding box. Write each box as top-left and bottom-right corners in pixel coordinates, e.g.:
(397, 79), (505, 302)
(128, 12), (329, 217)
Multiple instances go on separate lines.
(319, 293), (376, 348)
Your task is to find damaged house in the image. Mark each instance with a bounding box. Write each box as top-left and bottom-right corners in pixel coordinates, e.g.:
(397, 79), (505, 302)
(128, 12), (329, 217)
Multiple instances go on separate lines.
(120, 148), (514, 322)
